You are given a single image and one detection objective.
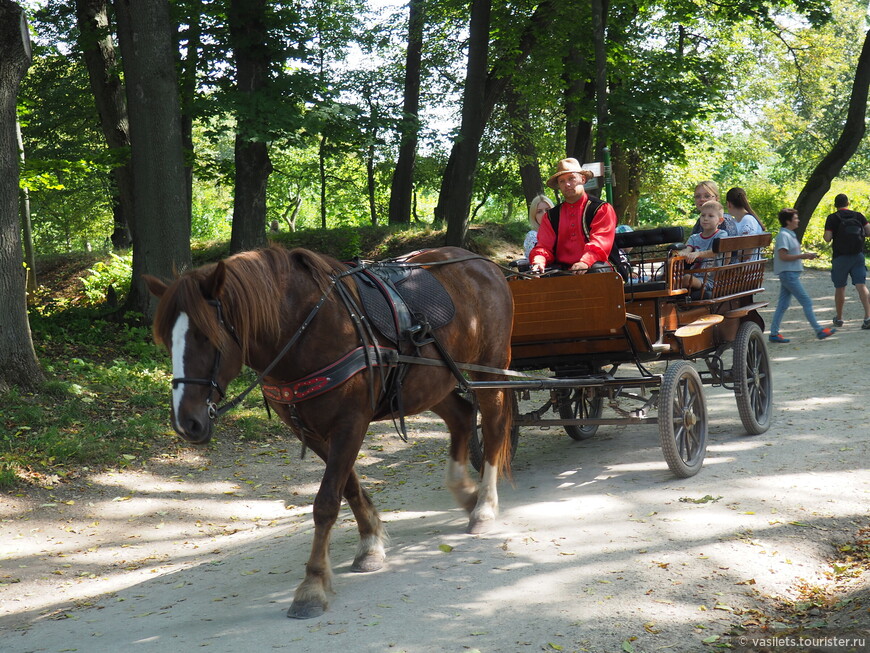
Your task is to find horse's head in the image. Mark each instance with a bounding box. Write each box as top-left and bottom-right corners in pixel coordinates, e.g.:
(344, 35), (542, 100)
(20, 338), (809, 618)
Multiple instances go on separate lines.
(145, 262), (244, 444)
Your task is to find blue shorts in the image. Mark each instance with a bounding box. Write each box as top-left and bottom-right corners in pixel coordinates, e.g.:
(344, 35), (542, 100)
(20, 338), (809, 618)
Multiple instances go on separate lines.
(831, 253), (867, 288)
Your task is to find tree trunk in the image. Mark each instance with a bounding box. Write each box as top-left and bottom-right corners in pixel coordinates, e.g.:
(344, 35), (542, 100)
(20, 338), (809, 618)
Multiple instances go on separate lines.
(564, 45), (594, 161)
(610, 142), (640, 224)
(0, 1), (43, 392)
(439, 0), (555, 246)
(439, 0), (490, 246)
(505, 83), (544, 205)
(319, 134), (327, 229)
(228, 0), (272, 254)
(178, 1), (202, 234)
(591, 0), (610, 161)
(76, 0), (133, 250)
(794, 29), (870, 241)
(367, 137), (378, 226)
(114, 0), (190, 322)
(17, 118), (35, 291)
(388, 0), (425, 225)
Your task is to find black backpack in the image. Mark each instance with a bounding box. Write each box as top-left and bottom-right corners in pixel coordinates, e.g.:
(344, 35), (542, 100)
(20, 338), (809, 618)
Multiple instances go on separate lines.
(547, 197), (631, 280)
(835, 210), (866, 255)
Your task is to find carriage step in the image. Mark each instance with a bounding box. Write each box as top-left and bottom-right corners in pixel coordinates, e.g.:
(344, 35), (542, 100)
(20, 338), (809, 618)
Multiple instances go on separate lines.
(651, 342), (671, 352)
(673, 314), (724, 338)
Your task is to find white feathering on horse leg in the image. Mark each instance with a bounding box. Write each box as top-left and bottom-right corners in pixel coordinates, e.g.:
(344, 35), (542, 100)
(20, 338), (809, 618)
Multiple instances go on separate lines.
(352, 534), (387, 573)
(446, 459), (479, 513)
(468, 462), (498, 534)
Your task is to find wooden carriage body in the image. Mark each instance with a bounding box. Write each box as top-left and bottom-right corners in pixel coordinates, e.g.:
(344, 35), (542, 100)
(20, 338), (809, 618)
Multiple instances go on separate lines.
(508, 232), (772, 370)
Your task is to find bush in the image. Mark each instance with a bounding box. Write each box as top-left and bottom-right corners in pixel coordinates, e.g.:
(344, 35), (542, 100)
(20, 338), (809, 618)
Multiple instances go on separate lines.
(81, 252), (132, 305)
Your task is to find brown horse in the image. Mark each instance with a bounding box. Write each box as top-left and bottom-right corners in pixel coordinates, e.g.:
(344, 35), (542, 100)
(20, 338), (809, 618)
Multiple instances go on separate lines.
(145, 246), (514, 619)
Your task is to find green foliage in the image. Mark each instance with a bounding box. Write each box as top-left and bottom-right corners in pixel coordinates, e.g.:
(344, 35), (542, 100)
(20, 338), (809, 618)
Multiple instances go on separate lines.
(0, 310), (175, 485)
(81, 252), (133, 305)
(192, 181), (233, 241)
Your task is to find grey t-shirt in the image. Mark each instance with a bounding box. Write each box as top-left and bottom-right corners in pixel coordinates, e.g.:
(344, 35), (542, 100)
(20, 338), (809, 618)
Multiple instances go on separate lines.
(773, 227), (802, 274)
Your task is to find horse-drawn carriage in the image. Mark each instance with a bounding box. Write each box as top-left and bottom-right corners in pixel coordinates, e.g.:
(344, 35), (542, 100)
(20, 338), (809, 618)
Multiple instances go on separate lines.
(146, 225), (772, 618)
(467, 226), (773, 479)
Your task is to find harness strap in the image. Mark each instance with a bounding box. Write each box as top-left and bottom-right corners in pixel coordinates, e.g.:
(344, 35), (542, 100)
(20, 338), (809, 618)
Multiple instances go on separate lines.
(262, 345), (399, 405)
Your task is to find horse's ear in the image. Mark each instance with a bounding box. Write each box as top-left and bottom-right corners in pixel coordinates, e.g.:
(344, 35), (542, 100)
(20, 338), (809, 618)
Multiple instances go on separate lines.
(143, 274), (168, 298)
(201, 260), (227, 300)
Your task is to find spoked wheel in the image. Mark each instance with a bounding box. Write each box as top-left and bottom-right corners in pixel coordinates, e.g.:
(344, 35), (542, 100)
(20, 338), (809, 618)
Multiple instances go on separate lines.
(658, 361), (707, 478)
(468, 396), (519, 473)
(557, 387), (604, 440)
(732, 321), (772, 435)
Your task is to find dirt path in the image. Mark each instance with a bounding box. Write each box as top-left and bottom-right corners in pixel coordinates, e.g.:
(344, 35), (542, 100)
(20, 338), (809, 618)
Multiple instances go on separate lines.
(1, 269), (868, 653)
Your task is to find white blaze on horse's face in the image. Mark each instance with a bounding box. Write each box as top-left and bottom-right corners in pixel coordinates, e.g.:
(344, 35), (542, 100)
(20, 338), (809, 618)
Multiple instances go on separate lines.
(171, 312), (191, 431)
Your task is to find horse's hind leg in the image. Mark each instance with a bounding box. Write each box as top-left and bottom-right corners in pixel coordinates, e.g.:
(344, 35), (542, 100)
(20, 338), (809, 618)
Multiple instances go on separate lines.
(469, 387), (512, 533)
(432, 391), (478, 511)
(431, 390), (504, 534)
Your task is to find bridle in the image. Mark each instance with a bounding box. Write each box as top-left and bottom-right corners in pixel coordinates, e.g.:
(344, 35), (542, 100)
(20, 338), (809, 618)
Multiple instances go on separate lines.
(171, 299), (240, 420)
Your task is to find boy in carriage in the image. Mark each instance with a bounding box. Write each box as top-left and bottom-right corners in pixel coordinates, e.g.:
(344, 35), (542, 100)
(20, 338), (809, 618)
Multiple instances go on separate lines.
(677, 200), (726, 291)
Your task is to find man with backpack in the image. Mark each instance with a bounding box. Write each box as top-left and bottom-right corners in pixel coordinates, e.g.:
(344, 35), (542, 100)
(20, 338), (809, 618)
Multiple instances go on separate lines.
(823, 193), (870, 329)
(529, 158), (617, 275)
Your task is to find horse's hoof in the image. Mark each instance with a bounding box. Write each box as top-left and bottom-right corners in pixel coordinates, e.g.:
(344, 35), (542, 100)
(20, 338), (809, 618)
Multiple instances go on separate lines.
(287, 599), (326, 619)
(351, 553), (385, 573)
(466, 516), (493, 535)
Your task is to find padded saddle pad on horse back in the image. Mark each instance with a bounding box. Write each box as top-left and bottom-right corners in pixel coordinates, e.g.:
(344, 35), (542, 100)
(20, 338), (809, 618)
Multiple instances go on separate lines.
(353, 265), (456, 344)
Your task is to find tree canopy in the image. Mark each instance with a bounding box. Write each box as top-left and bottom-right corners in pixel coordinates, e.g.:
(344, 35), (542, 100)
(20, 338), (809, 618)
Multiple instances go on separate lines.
(8, 0), (870, 284)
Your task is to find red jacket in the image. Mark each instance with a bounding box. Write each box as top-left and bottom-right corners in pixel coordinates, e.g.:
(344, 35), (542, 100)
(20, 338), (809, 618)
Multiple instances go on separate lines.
(530, 195), (617, 268)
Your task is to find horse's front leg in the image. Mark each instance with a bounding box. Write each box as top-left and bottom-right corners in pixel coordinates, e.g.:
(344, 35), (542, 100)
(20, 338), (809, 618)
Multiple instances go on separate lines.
(287, 481), (339, 619)
(344, 469), (387, 573)
(287, 435), (362, 619)
(293, 433), (386, 575)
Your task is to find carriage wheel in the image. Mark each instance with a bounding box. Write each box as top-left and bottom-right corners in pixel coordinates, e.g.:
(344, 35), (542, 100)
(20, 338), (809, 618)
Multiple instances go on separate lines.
(732, 321), (772, 435)
(557, 388), (604, 440)
(468, 399), (519, 473)
(658, 361), (707, 478)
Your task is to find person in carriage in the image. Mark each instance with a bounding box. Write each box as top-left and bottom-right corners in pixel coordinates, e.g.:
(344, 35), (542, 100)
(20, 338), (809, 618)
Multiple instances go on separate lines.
(529, 158), (617, 275)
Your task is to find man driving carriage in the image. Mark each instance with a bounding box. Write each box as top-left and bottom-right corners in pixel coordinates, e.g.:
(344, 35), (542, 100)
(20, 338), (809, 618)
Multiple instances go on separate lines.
(529, 158), (618, 275)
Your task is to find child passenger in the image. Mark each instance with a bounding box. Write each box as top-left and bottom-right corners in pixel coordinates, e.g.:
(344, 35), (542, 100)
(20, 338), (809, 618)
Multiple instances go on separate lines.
(678, 200), (726, 291)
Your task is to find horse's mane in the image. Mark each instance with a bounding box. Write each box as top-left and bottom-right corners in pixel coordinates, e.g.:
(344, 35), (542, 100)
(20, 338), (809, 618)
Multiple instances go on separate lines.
(152, 245), (344, 359)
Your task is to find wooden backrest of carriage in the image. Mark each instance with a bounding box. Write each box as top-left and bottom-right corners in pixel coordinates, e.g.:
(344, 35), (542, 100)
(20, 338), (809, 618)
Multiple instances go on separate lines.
(682, 232), (772, 306)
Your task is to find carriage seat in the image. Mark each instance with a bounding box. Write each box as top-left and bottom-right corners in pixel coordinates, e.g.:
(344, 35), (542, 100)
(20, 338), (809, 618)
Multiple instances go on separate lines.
(617, 226), (685, 293)
(511, 225), (685, 285)
(614, 225), (685, 250)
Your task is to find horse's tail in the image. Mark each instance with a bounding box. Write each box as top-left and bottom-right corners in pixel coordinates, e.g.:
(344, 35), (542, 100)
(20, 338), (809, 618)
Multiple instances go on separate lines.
(480, 385), (514, 482)
(495, 388), (515, 481)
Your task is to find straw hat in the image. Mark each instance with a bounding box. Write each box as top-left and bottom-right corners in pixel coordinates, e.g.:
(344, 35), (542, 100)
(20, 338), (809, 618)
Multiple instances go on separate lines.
(546, 158), (595, 190)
